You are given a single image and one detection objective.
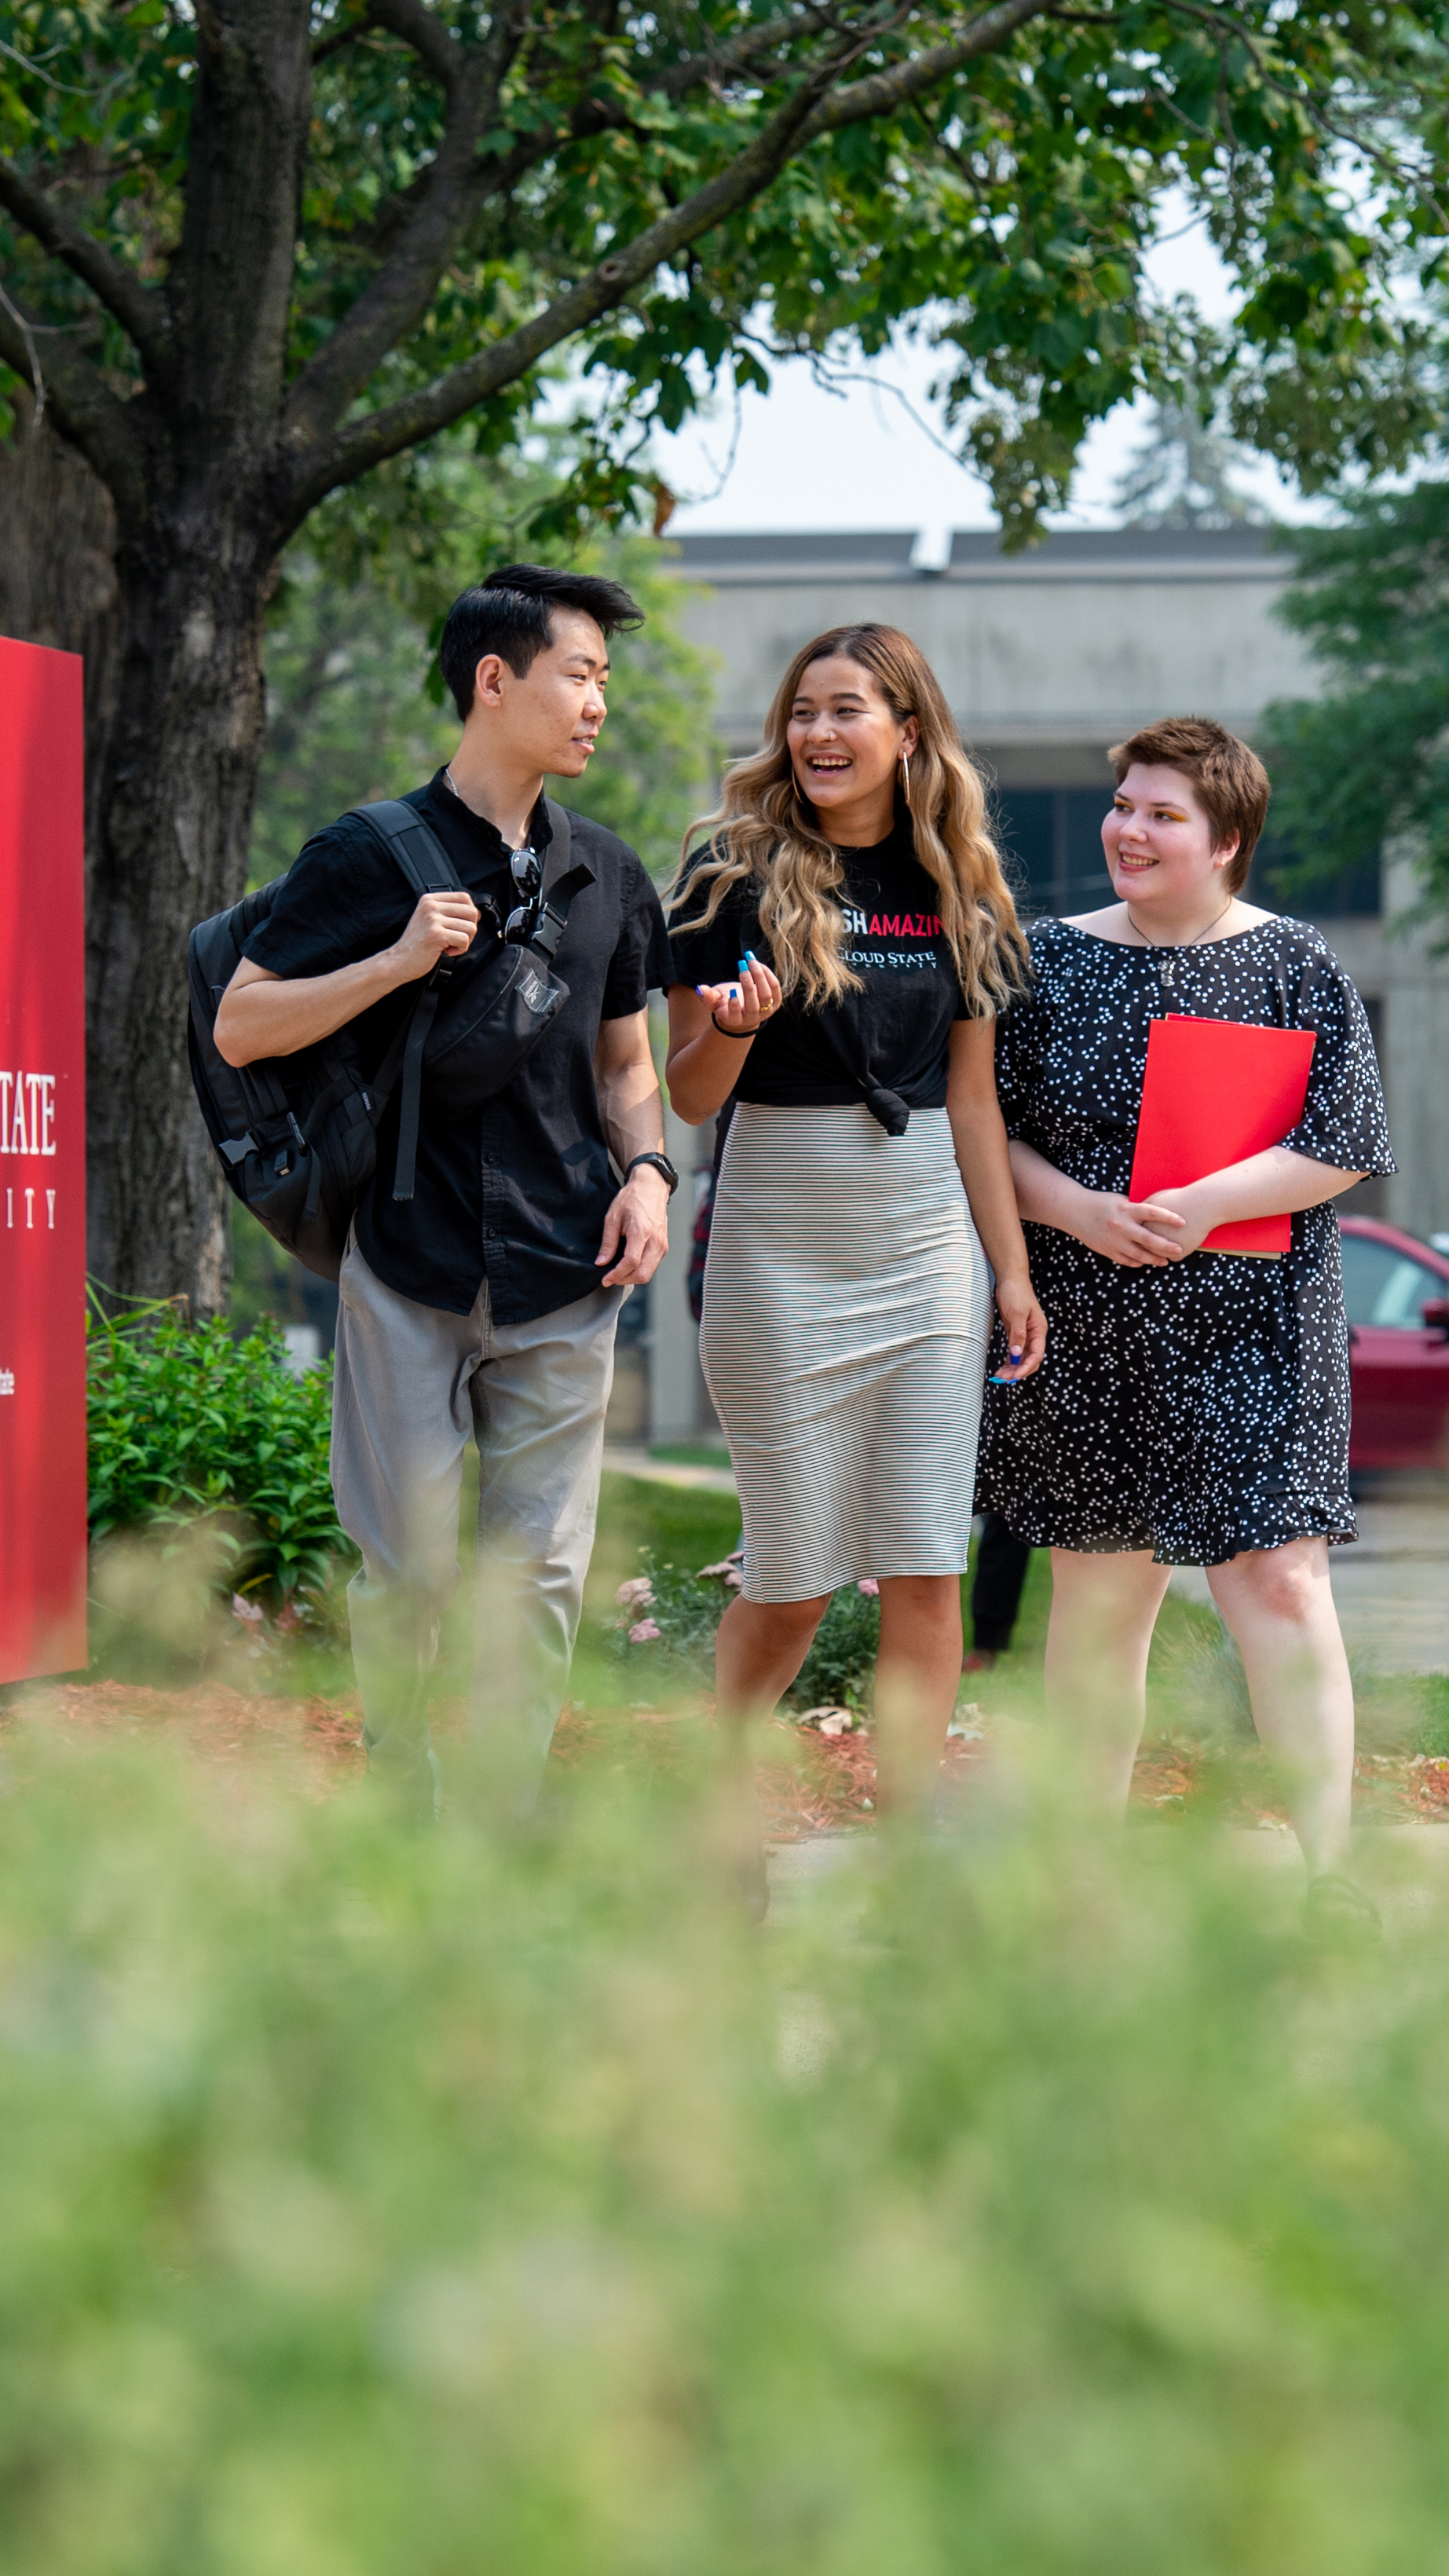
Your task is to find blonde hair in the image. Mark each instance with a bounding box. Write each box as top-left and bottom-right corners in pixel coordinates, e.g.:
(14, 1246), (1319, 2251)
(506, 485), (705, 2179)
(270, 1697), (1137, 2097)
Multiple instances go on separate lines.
(668, 624), (1027, 1012)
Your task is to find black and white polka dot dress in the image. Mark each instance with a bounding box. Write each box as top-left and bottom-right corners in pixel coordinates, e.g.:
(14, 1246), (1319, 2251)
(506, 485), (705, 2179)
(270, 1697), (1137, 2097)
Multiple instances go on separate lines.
(975, 917), (1396, 1566)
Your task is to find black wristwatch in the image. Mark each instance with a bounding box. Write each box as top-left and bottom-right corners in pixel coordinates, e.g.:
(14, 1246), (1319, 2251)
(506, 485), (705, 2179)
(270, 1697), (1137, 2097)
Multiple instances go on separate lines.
(624, 1151), (679, 1197)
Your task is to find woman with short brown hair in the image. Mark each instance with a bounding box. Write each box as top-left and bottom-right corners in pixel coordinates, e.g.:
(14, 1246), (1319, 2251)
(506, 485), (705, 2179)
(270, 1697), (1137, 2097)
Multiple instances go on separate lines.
(665, 623), (1045, 1824)
(975, 716), (1395, 1935)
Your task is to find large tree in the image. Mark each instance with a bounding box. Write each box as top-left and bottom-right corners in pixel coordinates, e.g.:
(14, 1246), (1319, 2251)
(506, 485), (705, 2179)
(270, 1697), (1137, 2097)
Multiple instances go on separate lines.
(1, 0), (1443, 1306)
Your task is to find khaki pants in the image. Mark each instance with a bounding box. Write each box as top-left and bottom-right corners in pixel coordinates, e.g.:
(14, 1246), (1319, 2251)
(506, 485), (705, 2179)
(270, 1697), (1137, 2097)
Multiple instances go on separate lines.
(331, 1231), (623, 1814)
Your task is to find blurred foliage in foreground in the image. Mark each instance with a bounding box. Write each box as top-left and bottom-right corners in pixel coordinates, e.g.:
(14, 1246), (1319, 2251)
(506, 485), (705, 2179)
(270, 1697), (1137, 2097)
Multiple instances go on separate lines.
(1, 1727), (1448, 2572)
(86, 1299), (352, 1615)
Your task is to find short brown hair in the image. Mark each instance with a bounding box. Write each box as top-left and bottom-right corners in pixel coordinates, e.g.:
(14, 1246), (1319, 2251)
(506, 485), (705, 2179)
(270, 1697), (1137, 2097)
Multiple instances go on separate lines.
(1108, 717), (1271, 896)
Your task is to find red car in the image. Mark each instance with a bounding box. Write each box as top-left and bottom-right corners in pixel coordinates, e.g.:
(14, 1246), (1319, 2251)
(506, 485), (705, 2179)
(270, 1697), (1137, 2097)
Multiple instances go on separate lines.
(1341, 1215), (1449, 1470)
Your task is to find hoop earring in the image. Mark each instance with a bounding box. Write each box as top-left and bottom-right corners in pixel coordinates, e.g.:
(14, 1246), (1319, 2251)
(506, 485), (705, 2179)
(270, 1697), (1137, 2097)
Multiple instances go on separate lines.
(900, 748), (912, 811)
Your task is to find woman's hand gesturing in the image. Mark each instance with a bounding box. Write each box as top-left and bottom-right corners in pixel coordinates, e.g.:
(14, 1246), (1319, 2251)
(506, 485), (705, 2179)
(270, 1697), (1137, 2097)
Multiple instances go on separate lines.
(696, 950), (783, 1034)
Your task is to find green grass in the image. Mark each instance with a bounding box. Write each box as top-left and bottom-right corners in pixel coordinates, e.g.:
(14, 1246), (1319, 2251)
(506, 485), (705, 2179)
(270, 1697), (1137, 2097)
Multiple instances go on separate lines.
(573, 1473), (744, 1707)
(86, 1469), (1401, 1773)
(1, 1723), (1449, 2572)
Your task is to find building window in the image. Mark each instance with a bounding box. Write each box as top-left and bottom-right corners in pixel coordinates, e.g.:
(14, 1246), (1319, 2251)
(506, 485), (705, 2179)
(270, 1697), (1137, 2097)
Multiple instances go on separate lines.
(991, 789), (1115, 916)
(993, 794), (1383, 924)
(1250, 838), (1381, 919)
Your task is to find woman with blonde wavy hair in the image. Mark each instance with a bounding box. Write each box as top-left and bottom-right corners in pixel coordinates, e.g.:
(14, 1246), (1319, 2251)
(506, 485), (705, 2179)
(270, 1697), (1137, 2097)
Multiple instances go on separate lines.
(665, 622), (1046, 1839)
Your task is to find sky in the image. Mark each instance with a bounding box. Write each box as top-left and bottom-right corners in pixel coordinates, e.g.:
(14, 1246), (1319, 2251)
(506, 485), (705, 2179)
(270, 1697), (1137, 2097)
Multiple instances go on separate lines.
(650, 201), (1320, 540)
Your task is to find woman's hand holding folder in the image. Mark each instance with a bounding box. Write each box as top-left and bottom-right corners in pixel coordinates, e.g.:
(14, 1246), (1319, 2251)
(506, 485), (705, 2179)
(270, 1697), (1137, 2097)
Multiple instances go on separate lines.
(1133, 1144), (1364, 1258)
(1008, 1143), (1188, 1268)
(1009, 1136), (1362, 1268)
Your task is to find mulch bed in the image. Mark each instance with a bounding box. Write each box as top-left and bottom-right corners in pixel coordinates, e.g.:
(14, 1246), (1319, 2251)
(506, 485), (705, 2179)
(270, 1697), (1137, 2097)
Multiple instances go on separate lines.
(2, 1679), (367, 1801)
(4, 1683), (1447, 1837)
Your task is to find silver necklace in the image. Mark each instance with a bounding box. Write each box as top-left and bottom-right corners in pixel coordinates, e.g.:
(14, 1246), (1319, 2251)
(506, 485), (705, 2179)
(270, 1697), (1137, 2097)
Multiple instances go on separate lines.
(1125, 898), (1233, 989)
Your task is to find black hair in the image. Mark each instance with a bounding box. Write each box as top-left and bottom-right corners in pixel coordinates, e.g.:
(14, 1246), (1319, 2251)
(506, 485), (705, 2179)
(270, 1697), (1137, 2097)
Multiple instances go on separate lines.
(438, 564), (646, 719)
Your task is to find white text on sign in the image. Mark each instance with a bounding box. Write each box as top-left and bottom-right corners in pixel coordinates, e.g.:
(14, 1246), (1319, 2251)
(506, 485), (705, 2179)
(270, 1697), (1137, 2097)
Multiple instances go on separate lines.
(0, 1072), (57, 1155)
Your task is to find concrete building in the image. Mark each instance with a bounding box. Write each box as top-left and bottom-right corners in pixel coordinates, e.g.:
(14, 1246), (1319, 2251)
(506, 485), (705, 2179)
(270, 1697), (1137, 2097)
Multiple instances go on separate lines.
(642, 523), (1449, 1442)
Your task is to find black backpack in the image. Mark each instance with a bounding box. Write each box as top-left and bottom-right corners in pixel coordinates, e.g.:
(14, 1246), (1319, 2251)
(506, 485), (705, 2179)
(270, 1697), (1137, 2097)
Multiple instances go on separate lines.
(188, 796), (586, 1281)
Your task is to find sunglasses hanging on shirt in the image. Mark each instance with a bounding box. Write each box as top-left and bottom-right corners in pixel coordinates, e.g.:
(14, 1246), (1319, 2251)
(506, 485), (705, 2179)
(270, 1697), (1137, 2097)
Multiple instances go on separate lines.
(503, 843), (544, 944)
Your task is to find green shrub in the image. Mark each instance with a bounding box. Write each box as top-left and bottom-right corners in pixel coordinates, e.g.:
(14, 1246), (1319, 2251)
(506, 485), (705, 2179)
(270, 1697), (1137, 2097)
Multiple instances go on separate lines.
(609, 1548), (882, 1709)
(0, 1731), (1447, 2574)
(86, 1297), (353, 1608)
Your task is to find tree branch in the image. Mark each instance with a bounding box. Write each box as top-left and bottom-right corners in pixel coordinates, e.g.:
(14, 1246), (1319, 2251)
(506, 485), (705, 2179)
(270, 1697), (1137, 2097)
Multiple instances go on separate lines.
(652, 2), (850, 104)
(470, 0), (1056, 232)
(1155, 0), (1449, 236)
(461, 3), (860, 218)
(289, 0), (887, 442)
(811, 0), (1059, 134)
(364, 0), (465, 93)
(282, 43), (858, 522)
(284, 0), (529, 441)
(284, 0), (1059, 524)
(0, 156), (173, 380)
(0, 280), (148, 518)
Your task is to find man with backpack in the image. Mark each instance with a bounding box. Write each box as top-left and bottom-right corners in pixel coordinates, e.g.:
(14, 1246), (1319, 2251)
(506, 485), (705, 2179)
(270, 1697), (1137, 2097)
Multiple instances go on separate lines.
(213, 565), (677, 1818)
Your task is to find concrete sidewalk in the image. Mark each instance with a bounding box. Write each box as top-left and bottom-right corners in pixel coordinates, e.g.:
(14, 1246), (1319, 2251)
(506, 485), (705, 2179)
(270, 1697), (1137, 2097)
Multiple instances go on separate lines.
(765, 1817), (1449, 1939)
(602, 1441), (737, 1495)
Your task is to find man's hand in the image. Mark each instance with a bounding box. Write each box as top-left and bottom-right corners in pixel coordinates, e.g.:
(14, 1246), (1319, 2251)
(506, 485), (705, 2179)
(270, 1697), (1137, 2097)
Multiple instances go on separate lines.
(1073, 1189), (1187, 1267)
(216, 887), (481, 1067)
(389, 889), (480, 980)
(596, 1164), (671, 1287)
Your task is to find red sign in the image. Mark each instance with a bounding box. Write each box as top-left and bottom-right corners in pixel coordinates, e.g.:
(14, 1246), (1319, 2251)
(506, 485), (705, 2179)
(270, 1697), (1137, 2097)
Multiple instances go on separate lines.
(0, 638), (88, 1681)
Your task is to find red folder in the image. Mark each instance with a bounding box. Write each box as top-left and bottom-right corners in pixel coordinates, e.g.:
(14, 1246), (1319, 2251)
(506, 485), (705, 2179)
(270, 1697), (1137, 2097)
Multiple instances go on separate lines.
(1128, 1015), (1316, 1257)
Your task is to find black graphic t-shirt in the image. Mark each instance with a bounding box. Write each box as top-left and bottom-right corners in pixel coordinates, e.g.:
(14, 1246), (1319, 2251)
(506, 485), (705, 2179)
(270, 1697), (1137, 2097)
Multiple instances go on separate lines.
(667, 822), (978, 1109)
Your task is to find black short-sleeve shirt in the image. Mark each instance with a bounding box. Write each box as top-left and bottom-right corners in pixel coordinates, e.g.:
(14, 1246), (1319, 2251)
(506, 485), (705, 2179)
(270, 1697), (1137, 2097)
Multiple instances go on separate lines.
(666, 822), (976, 1108)
(243, 773), (674, 1322)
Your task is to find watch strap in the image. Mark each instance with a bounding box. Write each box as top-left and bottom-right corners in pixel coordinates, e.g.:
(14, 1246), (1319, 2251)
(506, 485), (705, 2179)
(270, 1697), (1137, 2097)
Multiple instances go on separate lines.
(625, 1151), (679, 1196)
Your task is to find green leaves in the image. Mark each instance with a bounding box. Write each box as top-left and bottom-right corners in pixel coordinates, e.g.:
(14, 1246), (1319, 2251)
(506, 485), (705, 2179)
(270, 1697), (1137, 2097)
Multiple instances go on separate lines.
(1257, 482), (1449, 930)
(3, 0), (1446, 535)
(86, 1297), (353, 1607)
(253, 466), (720, 886)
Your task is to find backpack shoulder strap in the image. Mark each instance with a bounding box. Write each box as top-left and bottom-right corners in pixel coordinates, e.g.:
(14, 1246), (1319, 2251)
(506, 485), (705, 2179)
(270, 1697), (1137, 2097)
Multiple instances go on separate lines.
(531, 800), (595, 963)
(350, 797), (464, 898)
(541, 797), (573, 888)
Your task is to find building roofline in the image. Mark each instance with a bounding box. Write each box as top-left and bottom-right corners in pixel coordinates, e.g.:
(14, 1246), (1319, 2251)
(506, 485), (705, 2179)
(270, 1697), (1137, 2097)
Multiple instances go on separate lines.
(663, 524), (1283, 584)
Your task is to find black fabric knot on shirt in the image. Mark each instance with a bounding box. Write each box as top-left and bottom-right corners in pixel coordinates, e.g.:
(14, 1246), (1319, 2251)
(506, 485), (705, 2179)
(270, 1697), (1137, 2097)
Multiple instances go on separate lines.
(862, 1083), (911, 1136)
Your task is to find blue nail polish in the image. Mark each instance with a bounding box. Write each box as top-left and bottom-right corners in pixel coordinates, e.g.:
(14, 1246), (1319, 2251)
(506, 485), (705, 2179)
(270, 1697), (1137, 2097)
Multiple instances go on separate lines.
(737, 957), (752, 975)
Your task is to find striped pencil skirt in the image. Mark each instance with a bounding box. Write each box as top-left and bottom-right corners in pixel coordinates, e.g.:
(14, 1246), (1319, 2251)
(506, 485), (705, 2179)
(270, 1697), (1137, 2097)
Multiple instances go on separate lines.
(700, 1102), (993, 1603)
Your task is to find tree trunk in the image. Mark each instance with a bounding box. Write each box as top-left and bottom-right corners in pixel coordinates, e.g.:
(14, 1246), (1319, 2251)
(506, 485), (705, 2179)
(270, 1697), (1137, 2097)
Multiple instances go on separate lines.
(0, 397), (123, 902)
(85, 507), (274, 1315)
(0, 405), (272, 1315)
